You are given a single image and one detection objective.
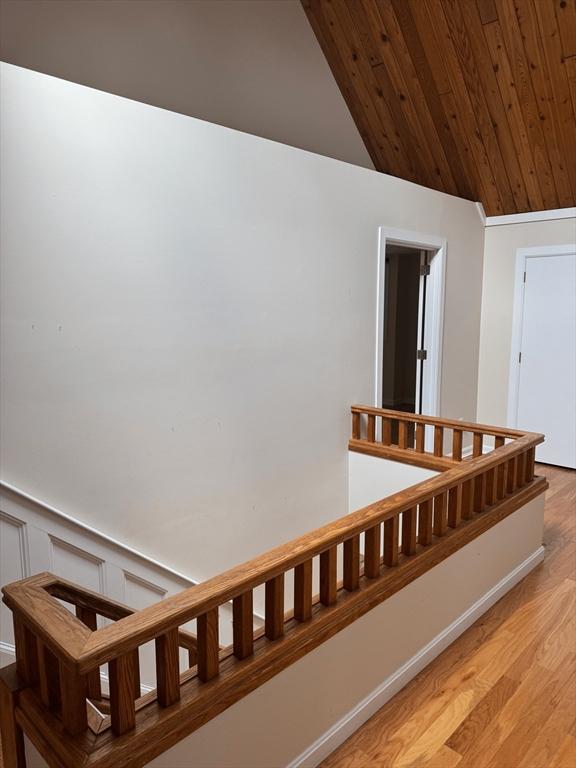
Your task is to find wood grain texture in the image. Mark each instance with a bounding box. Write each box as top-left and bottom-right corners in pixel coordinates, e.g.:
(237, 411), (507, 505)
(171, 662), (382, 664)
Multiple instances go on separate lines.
(320, 464), (575, 768)
(232, 592), (254, 660)
(197, 608), (219, 681)
(320, 547), (338, 605)
(384, 515), (399, 567)
(294, 560), (313, 621)
(364, 525), (382, 578)
(0, 665), (26, 768)
(301, 0), (576, 214)
(265, 575), (285, 640)
(418, 499), (434, 546)
(109, 653), (136, 736)
(343, 536), (361, 592)
(75, 606), (102, 701)
(433, 492), (448, 537)
(402, 507), (418, 555)
(155, 629), (180, 707)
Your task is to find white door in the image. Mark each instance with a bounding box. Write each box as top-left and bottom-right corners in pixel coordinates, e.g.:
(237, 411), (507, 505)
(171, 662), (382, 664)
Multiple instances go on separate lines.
(516, 252), (576, 468)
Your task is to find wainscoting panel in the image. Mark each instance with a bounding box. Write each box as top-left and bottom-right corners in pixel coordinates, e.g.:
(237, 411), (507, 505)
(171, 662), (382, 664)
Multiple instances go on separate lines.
(0, 482), (238, 678)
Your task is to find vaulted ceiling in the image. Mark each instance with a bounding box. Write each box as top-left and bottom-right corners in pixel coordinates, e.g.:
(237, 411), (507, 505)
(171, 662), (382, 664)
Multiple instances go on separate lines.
(302, 0), (576, 215)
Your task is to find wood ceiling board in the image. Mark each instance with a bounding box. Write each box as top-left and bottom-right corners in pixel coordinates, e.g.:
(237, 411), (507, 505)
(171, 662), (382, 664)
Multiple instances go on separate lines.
(302, 0), (576, 215)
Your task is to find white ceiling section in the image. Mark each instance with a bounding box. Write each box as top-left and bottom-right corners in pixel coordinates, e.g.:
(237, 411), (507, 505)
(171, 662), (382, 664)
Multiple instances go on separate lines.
(0, 0), (373, 170)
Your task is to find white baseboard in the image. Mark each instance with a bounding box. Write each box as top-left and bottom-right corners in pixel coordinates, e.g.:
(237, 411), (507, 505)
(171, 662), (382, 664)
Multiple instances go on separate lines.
(287, 545), (545, 768)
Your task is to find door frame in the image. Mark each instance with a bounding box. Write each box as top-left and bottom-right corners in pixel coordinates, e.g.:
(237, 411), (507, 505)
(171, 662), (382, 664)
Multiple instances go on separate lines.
(375, 227), (446, 417)
(507, 243), (576, 428)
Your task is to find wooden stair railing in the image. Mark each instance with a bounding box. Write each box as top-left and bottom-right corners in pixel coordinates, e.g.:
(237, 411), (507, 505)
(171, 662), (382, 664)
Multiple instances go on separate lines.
(350, 404), (527, 471)
(0, 407), (546, 768)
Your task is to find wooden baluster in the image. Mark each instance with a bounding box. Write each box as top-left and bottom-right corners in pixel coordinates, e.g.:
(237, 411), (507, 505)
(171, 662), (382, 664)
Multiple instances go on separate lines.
(364, 525), (381, 578)
(452, 429), (463, 461)
(398, 421), (408, 449)
(0, 667), (26, 768)
(367, 414), (376, 443)
(416, 423), (425, 452)
(59, 663), (87, 736)
(461, 479), (474, 519)
(498, 460), (509, 499)
(418, 499), (433, 546)
(433, 492), (448, 536)
(383, 515), (399, 567)
(448, 484), (462, 528)
(37, 642), (61, 712)
(485, 467), (497, 506)
(516, 451), (527, 488)
(525, 447), (535, 483)
(13, 618), (38, 686)
(434, 426), (444, 457)
(75, 606), (102, 700)
(233, 591), (254, 660)
(343, 536), (360, 591)
(495, 436), (506, 450)
(352, 411), (360, 440)
(507, 457), (517, 493)
(188, 645), (197, 669)
(294, 561), (313, 621)
(265, 575), (284, 640)
(109, 652), (136, 735)
(155, 628), (180, 707)
(131, 649), (141, 699)
(473, 432), (483, 457)
(474, 472), (487, 513)
(382, 418), (392, 446)
(198, 607), (220, 681)
(320, 547), (338, 606)
(402, 507), (417, 555)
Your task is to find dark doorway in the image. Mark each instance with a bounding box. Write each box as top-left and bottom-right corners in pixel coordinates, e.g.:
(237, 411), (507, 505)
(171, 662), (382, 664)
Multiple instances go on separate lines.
(382, 244), (430, 440)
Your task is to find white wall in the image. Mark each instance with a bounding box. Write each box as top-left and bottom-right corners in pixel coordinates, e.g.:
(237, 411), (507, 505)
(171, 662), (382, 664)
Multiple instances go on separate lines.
(0, 63), (485, 583)
(0, 0), (373, 170)
(477, 217), (576, 425)
(349, 453), (437, 513)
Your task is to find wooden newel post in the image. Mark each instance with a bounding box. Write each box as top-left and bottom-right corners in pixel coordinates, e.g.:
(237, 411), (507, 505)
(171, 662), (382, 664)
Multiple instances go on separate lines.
(0, 665), (26, 768)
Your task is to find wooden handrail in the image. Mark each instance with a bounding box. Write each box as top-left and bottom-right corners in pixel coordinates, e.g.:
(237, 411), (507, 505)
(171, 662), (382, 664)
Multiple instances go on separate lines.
(350, 404), (526, 438)
(0, 407), (546, 768)
(2, 429), (541, 672)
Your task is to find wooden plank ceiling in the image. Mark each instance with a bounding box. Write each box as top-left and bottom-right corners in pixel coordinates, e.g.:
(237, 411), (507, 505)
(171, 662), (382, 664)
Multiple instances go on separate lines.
(302, 0), (576, 215)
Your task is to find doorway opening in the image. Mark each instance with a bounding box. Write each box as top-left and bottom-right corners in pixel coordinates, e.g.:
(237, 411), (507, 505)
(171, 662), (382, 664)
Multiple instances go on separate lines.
(381, 244), (430, 416)
(375, 228), (446, 432)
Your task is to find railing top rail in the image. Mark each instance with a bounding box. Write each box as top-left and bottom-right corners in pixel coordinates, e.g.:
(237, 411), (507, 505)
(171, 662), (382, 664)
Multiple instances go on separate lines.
(2, 417), (543, 672)
(351, 405), (527, 439)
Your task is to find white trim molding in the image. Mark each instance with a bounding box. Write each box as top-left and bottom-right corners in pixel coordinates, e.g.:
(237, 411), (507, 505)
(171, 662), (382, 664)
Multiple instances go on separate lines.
(485, 207), (576, 227)
(0, 480), (196, 585)
(475, 201), (487, 226)
(507, 243), (576, 428)
(288, 545), (545, 768)
(375, 227), (446, 421)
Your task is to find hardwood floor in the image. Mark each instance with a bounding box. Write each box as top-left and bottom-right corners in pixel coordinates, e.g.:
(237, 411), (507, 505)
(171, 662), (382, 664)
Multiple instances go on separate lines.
(321, 464), (576, 768)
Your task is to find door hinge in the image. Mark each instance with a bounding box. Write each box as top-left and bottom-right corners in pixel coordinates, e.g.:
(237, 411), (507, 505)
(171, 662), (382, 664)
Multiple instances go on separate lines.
(417, 349), (428, 361)
(420, 264), (431, 277)
(519, 351), (522, 363)
(523, 271), (526, 282)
